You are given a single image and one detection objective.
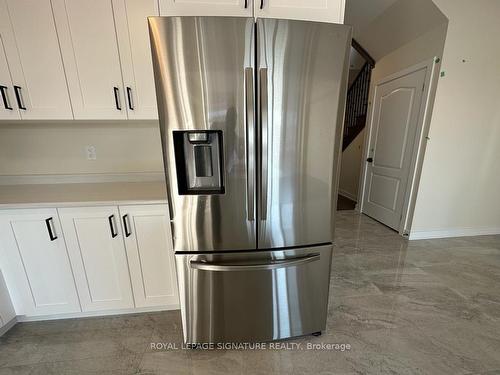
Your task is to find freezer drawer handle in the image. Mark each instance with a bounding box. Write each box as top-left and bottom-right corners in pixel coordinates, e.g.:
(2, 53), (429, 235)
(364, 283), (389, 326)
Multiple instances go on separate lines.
(190, 254), (320, 272)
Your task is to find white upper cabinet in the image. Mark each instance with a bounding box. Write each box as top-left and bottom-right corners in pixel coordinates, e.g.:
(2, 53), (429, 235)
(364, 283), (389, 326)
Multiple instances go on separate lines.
(52, 0), (127, 120)
(120, 204), (178, 308)
(113, 0), (159, 120)
(0, 38), (19, 120)
(59, 206), (134, 312)
(0, 0), (73, 119)
(159, 0), (252, 17)
(0, 209), (81, 316)
(255, 0), (345, 23)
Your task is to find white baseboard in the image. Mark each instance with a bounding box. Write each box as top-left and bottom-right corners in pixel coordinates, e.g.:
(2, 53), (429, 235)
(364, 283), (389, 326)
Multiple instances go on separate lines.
(0, 317), (17, 337)
(409, 227), (500, 240)
(338, 189), (358, 202)
(0, 172), (165, 185)
(16, 304), (180, 322)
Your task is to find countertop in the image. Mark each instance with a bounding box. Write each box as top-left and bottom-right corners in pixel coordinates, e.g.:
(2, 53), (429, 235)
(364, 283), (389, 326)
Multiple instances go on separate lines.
(0, 181), (168, 209)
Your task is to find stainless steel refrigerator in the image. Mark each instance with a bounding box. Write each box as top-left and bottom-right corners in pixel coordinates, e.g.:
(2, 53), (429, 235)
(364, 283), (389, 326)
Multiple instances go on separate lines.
(149, 16), (351, 343)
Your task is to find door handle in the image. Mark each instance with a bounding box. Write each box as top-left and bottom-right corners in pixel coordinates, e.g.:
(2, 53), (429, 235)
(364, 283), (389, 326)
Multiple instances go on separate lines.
(190, 254), (320, 272)
(113, 87), (121, 110)
(260, 0), (264, 9)
(122, 214), (131, 237)
(245, 67), (255, 221)
(0, 86), (13, 110)
(367, 157), (373, 163)
(45, 217), (58, 241)
(259, 68), (269, 221)
(13, 86), (26, 110)
(244, 0), (247, 8)
(108, 215), (118, 238)
(126, 87), (134, 110)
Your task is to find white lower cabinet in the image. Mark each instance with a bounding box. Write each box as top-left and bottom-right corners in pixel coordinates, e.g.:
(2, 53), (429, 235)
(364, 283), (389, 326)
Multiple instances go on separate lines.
(0, 209), (81, 316)
(119, 204), (178, 308)
(0, 270), (16, 330)
(0, 203), (177, 319)
(58, 206), (135, 312)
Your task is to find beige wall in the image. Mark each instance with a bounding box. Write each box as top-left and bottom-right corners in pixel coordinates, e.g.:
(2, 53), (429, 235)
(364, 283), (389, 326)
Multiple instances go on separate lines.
(339, 128), (364, 201)
(0, 121), (163, 177)
(410, 0), (500, 238)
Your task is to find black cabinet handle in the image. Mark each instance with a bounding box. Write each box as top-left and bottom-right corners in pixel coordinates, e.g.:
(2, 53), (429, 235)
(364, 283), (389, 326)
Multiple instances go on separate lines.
(13, 85), (26, 110)
(45, 217), (57, 241)
(113, 87), (121, 110)
(244, 0), (247, 8)
(260, 0), (264, 9)
(122, 214), (131, 237)
(0, 86), (13, 110)
(126, 87), (134, 110)
(367, 157), (373, 163)
(108, 215), (118, 238)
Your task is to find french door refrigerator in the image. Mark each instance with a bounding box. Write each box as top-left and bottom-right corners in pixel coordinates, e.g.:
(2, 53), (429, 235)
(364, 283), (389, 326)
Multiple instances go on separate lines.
(149, 16), (351, 343)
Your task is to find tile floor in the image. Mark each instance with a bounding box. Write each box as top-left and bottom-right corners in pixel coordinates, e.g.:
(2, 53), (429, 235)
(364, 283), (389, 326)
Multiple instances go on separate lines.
(1, 211), (500, 374)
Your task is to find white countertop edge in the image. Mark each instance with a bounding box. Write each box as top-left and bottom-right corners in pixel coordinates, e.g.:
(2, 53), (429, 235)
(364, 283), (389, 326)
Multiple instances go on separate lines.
(0, 199), (168, 210)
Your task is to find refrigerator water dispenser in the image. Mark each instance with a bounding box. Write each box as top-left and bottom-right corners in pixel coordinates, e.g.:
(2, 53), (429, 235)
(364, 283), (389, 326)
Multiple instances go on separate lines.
(173, 131), (224, 194)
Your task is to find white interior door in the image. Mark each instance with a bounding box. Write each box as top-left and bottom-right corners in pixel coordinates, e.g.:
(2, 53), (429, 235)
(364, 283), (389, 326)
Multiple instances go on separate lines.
(159, 0), (252, 17)
(0, 37), (19, 120)
(255, 0), (345, 23)
(362, 67), (427, 230)
(113, 0), (159, 120)
(0, 0), (73, 119)
(120, 204), (178, 308)
(0, 209), (81, 316)
(59, 206), (134, 312)
(52, 0), (127, 120)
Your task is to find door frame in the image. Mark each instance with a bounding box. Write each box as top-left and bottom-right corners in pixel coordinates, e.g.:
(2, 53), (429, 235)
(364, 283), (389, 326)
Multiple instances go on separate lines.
(357, 57), (441, 235)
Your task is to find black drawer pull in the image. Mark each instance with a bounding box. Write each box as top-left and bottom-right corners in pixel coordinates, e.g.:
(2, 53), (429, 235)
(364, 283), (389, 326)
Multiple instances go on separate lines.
(108, 215), (118, 238)
(45, 217), (57, 241)
(113, 87), (121, 110)
(122, 214), (131, 237)
(0, 86), (13, 110)
(14, 85), (26, 110)
(126, 87), (134, 110)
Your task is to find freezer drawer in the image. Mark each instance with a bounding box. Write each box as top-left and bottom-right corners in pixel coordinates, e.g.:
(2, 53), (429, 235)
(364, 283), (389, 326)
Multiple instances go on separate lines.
(175, 245), (332, 343)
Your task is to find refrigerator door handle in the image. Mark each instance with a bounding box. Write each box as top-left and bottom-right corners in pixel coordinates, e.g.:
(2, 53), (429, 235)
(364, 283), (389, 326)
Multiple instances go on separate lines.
(245, 67), (255, 221)
(259, 68), (269, 220)
(190, 253), (320, 272)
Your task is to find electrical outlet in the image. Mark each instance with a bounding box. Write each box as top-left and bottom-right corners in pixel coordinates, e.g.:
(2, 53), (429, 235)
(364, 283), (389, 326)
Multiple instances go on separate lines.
(86, 145), (97, 160)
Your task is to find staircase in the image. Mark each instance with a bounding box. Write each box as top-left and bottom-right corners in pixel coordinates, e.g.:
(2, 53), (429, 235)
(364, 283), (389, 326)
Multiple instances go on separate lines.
(343, 41), (374, 151)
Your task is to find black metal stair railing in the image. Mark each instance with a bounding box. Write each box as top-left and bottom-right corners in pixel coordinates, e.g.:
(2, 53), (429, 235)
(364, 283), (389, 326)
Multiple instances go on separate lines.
(343, 62), (372, 151)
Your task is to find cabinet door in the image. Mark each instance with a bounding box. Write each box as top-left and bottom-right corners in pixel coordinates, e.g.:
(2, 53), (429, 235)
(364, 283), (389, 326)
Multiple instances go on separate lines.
(0, 270), (16, 327)
(52, 0), (127, 120)
(159, 0), (252, 17)
(0, 0), (73, 119)
(119, 204), (178, 308)
(113, 0), (159, 120)
(0, 37), (20, 120)
(255, 0), (345, 23)
(59, 206), (134, 312)
(0, 209), (80, 316)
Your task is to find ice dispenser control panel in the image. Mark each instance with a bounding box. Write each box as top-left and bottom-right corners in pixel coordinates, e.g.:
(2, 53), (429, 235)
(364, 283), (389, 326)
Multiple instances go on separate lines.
(173, 131), (224, 194)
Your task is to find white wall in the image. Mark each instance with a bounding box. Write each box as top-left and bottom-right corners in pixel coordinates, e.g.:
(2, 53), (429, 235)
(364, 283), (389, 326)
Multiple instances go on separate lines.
(0, 121), (163, 179)
(410, 0), (500, 239)
(339, 128), (364, 201)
